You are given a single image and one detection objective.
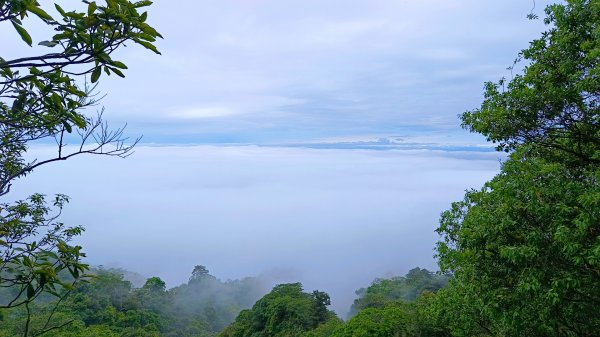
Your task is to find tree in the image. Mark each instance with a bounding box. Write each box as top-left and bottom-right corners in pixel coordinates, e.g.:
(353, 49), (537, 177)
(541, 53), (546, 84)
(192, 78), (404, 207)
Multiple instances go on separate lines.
(348, 267), (448, 317)
(331, 306), (409, 337)
(302, 317), (343, 337)
(344, 270), (450, 337)
(0, 0), (161, 335)
(134, 277), (168, 315)
(169, 266), (268, 334)
(436, 1), (600, 335)
(141, 277), (166, 293)
(189, 265), (212, 282)
(436, 151), (600, 336)
(0, 0), (162, 196)
(218, 283), (336, 337)
(461, 0), (599, 165)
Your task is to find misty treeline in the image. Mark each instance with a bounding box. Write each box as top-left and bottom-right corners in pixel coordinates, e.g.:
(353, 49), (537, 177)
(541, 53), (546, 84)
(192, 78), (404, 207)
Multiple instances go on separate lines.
(0, 265), (447, 337)
(219, 267), (450, 337)
(0, 265), (269, 336)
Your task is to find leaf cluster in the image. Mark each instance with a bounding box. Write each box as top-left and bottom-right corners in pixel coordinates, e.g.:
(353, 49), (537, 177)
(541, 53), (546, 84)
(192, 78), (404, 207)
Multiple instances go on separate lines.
(0, 0), (162, 196)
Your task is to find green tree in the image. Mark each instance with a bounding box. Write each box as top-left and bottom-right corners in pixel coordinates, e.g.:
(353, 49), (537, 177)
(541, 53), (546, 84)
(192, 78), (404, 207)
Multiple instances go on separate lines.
(349, 267), (448, 317)
(301, 317), (343, 337)
(133, 277), (168, 316)
(189, 265), (212, 282)
(436, 1), (600, 335)
(332, 305), (409, 337)
(0, 1), (161, 335)
(461, 0), (599, 165)
(345, 270), (450, 337)
(219, 283), (336, 337)
(437, 151), (599, 336)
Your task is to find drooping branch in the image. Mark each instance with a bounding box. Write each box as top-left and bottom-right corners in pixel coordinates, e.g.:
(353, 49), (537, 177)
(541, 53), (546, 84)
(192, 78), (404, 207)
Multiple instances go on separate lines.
(0, 110), (141, 197)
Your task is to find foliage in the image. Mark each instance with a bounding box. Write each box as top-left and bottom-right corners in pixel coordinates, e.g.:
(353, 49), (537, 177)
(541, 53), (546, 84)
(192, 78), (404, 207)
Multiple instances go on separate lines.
(461, 0), (599, 165)
(0, 0), (162, 196)
(349, 267), (448, 317)
(0, 1), (161, 334)
(170, 266), (269, 333)
(301, 317), (343, 337)
(436, 1), (600, 335)
(0, 266), (269, 337)
(340, 269), (450, 337)
(0, 194), (85, 304)
(332, 305), (409, 337)
(436, 150), (600, 336)
(218, 268), (449, 337)
(0, 193), (86, 336)
(190, 265), (212, 282)
(218, 283), (335, 337)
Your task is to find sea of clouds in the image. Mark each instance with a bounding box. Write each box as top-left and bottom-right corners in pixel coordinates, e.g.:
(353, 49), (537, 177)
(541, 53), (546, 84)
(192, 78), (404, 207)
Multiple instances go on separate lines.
(13, 144), (502, 314)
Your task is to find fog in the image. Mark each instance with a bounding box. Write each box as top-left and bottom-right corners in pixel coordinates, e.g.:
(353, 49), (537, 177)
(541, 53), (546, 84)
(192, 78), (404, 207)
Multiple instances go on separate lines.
(11, 144), (501, 314)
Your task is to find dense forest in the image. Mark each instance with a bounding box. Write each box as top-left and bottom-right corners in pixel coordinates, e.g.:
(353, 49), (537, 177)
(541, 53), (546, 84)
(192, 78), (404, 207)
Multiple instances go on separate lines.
(1, 0), (599, 336)
(0, 265), (268, 336)
(0, 266), (448, 337)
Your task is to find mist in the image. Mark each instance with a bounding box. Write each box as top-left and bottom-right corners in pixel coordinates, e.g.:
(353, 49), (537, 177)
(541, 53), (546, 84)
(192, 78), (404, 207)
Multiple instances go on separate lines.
(11, 144), (501, 314)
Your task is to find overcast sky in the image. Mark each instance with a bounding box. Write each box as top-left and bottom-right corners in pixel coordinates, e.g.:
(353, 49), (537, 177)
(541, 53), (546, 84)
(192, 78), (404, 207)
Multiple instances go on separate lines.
(6, 0), (555, 144)
(8, 0), (556, 315)
(108, 0), (551, 144)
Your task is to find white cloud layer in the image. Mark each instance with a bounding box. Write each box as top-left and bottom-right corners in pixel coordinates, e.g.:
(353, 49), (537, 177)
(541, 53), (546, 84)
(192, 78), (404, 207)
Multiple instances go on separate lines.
(13, 145), (502, 314)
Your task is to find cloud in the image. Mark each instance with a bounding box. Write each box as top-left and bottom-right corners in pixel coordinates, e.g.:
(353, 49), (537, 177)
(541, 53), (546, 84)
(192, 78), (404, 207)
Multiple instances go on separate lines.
(168, 96), (304, 120)
(171, 106), (240, 119)
(14, 145), (502, 314)
(54, 0), (555, 144)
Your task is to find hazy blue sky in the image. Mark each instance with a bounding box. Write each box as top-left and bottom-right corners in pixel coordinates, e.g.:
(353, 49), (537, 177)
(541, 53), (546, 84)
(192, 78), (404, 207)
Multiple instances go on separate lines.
(9, 0), (555, 315)
(108, 0), (551, 144)
(4, 0), (554, 144)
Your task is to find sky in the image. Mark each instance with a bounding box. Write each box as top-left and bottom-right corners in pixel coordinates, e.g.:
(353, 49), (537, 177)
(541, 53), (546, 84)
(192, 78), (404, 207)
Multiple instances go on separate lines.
(7, 0), (556, 315)
(103, 0), (551, 144)
(3, 0), (554, 144)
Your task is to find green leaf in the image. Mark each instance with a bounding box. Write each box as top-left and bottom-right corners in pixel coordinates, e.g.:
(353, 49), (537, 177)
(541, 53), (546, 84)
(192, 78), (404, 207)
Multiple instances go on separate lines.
(54, 4), (66, 16)
(87, 1), (97, 16)
(27, 284), (35, 299)
(111, 60), (128, 69)
(70, 114), (87, 128)
(38, 40), (58, 47)
(11, 20), (32, 46)
(62, 121), (72, 133)
(133, 39), (161, 54)
(90, 67), (101, 83)
(138, 33), (156, 42)
(69, 267), (79, 279)
(50, 93), (62, 107)
(27, 6), (54, 21)
(133, 1), (153, 8)
(53, 32), (72, 41)
(97, 52), (112, 63)
(108, 66), (125, 78)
